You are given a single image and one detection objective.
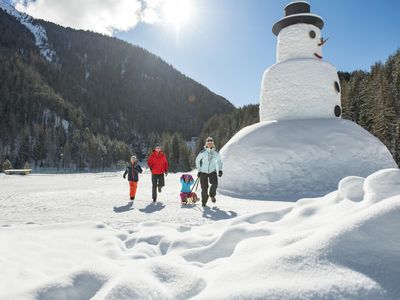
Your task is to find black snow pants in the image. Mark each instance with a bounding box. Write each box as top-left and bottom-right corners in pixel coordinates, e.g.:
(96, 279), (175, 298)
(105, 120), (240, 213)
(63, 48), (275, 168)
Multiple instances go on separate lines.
(200, 171), (218, 204)
(152, 174), (165, 201)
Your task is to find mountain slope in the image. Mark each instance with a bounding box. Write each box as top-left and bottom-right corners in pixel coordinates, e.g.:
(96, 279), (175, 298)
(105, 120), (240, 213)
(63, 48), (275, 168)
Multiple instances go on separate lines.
(0, 3), (234, 168)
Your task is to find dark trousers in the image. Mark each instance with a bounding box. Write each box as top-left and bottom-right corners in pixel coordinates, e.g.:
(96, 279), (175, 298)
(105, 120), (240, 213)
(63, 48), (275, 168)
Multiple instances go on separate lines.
(200, 172), (218, 204)
(152, 174), (165, 200)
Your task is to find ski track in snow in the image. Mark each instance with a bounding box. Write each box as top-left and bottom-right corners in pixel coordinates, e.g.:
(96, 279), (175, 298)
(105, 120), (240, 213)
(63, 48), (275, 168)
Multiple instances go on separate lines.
(1, 169), (400, 299)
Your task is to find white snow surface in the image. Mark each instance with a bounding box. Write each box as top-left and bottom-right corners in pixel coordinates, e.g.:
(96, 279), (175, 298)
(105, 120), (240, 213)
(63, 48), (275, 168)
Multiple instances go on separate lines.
(219, 119), (397, 200)
(277, 23), (323, 62)
(1, 169), (400, 299)
(0, 0), (57, 62)
(260, 58), (341, 121)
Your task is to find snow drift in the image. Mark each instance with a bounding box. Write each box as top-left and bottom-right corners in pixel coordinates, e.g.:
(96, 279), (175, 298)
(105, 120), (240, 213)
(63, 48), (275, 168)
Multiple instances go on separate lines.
(1, 169), (400, 299)
(219, 119), (397, 200)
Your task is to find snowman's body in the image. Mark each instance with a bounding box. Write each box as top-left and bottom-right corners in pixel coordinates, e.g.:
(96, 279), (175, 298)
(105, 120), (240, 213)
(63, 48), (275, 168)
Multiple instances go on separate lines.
(260, 58), (340, 121)
(219, 1), (397, 200)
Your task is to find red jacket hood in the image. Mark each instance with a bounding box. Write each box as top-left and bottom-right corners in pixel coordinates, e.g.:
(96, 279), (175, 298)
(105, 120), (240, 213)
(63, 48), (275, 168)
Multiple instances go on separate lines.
(152, 150), (165, 155)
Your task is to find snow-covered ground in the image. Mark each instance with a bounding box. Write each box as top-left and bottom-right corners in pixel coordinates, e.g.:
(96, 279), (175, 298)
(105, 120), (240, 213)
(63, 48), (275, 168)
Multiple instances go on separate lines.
(1, 169), (400, 299)
(0, 169), (288, 229)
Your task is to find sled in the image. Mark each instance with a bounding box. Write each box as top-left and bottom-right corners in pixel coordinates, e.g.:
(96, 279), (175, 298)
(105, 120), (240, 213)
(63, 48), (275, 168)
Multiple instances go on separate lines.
(181, 194), (198, 205)
(4, 169), (32, 175)
(181, 177), (200, 205)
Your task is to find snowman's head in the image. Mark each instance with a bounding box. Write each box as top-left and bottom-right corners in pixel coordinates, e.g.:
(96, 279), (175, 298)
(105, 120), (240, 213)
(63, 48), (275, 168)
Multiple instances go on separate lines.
(277, 23), (325, 62)
(272, 2), (325, 62)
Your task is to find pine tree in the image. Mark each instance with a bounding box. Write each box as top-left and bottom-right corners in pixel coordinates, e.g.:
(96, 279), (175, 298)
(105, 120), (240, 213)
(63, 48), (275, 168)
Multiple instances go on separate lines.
(171, 134), (180, 170)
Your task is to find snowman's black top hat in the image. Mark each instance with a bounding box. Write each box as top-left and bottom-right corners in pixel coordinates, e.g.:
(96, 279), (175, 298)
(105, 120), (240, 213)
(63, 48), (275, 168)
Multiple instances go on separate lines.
(272, 1), (324, 36)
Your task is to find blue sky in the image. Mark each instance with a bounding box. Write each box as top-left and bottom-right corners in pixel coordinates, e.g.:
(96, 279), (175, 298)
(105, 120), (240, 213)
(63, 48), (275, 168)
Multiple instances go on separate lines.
(115, 0), (400, 107)
(13, 0), (400, 107)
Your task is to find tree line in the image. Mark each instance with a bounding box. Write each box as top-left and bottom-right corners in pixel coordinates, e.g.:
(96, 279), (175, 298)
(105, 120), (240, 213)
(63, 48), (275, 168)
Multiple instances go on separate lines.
(196, 104), (259, 152)
(340, 49), (400, 164)
(0, 8), (233, 171)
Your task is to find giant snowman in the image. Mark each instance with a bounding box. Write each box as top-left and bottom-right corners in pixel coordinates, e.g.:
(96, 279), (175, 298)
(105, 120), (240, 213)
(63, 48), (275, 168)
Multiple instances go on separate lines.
(219, 1), (397, 200)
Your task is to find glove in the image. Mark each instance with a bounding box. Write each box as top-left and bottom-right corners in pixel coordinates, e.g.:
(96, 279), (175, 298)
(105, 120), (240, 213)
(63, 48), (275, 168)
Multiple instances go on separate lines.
(123, 174), (126, 179)
(218, 170), (223, 177)
(197, 172), (201, 178)
(165, 171), (168, 176)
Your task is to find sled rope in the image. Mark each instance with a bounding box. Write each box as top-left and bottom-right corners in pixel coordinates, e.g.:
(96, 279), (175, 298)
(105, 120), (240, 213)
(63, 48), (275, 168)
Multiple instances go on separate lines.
(191, 178), (200, 193)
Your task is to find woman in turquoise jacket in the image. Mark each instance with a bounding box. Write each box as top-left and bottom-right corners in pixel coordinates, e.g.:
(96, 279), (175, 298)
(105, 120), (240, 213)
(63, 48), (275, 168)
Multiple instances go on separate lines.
(195, 137), (223, 207)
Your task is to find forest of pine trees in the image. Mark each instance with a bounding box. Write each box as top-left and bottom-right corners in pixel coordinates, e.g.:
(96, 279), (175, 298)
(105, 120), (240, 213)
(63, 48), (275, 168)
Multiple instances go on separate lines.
(0, 7), (233, 171)
(340, 49), (400, 164)
(196, 104), (259, 152)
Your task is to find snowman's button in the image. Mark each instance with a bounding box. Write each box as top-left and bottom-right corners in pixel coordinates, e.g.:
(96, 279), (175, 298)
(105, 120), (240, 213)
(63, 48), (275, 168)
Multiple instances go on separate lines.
(309, 30), (316, 39)
(334, 105), (341, 117)
(334, 81), (340, 93)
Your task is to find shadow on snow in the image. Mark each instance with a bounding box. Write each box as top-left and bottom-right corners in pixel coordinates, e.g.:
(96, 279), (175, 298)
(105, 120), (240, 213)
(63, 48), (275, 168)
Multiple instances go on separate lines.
(113, 201), (133, 213)
(202, 206), (237, 221)
(139, 202), (166, 214)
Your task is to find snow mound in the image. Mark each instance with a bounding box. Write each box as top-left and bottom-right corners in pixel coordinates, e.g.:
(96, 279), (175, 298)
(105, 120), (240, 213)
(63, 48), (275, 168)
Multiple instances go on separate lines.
(364, 168), (400, 203)
(1, 169), (400, 299)
(219, 118), (397, 200)
(338, 176), (365, 202)
(0, 0), (57, 62)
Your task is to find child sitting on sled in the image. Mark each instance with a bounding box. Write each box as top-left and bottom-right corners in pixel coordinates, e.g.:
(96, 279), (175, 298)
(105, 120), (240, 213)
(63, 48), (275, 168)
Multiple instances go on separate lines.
(180, 174), (198, 205)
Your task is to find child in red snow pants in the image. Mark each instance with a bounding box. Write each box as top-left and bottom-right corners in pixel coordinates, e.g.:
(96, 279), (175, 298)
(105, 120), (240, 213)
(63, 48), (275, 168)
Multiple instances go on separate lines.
(180, 192), (197, 202)
(130, 181), (138, 199)
(123, 156), (143, 200)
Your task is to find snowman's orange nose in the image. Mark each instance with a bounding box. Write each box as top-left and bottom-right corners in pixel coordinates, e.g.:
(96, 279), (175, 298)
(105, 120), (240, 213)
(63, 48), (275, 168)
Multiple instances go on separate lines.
(318, 37), (329, 46)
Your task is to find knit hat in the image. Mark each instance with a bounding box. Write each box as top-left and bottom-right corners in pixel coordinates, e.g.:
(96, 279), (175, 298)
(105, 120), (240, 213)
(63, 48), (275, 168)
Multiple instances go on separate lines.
(204, 137), (215, 147)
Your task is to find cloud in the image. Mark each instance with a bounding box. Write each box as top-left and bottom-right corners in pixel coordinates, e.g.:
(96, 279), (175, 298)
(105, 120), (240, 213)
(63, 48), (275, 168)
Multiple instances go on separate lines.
(13, 0), (164, 35)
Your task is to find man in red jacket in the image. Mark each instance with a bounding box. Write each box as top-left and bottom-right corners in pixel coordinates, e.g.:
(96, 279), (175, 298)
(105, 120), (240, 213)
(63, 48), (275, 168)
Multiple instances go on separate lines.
(147, 143), (169, 202)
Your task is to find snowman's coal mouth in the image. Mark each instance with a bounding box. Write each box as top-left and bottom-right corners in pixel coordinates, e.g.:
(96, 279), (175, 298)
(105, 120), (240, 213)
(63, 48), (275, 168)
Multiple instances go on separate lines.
(314, 53), (323, 59)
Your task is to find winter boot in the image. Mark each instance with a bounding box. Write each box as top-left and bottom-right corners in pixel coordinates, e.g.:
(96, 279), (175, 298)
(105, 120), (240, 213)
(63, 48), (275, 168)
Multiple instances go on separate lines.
(130, 196), (135, 201)
(211, 196), (216, 203)
(158, 186), (162, 193)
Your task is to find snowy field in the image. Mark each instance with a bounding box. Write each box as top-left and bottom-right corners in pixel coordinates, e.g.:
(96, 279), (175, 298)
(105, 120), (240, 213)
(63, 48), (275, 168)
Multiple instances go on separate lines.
(0, 169), (290, 228)
(1, 168), (400, 299)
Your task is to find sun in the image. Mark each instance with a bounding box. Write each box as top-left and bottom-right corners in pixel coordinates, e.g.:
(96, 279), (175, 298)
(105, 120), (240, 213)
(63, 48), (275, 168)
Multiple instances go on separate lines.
(163, 0), (192, 28)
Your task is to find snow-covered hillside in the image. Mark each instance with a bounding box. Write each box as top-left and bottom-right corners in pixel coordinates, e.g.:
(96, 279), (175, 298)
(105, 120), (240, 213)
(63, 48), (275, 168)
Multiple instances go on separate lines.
(0, 0), (57, 62)
(1, 169), (399, 299)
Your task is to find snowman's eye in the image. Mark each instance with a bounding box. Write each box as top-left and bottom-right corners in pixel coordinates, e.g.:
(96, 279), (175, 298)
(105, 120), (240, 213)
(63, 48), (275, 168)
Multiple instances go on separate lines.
(309, 30), (316, 39)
